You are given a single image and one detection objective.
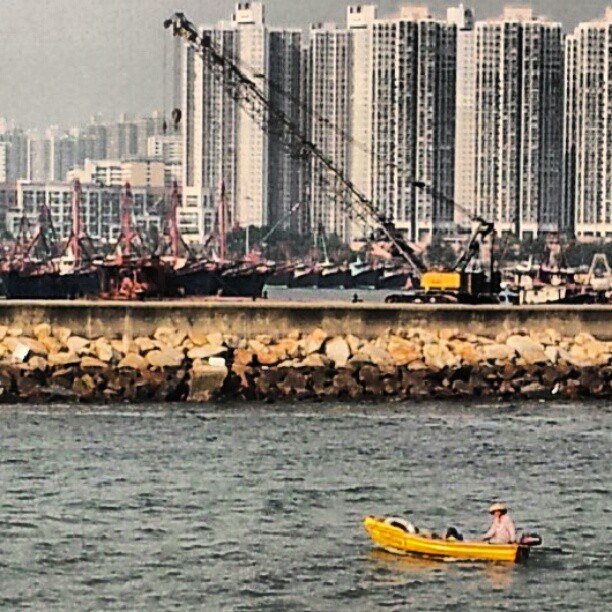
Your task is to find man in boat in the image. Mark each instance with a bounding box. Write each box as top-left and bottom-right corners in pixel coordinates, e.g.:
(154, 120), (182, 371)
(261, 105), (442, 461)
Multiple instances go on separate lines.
(482, 503), (517, 544)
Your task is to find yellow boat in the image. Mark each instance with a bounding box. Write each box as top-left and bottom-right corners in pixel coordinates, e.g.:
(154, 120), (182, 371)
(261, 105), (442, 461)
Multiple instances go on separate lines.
(363, 516), (530, 563)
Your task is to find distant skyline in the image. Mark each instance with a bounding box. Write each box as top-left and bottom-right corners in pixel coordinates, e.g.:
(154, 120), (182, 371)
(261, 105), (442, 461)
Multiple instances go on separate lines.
(0, 0), (609, 129)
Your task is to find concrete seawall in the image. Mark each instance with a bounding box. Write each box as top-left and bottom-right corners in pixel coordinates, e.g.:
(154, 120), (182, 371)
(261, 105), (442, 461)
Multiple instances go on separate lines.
(0, 300), (610, 340)
(0, 310), (610, 403)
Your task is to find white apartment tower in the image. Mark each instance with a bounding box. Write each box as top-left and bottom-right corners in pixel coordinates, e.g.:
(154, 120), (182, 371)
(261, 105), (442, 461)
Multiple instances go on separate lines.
(308, 23), (352, 239)
(470, 8), (563, 238)
(0, 143), (7, 183)
(448, 4), (475, 229)
(370, 6), (457, 242)
(564, 9), (612, 239)
(268, 28), (303, 230)
(347, 5), (376, 238)
(182, 2), (302, 242)
(309, 5), (457, 243)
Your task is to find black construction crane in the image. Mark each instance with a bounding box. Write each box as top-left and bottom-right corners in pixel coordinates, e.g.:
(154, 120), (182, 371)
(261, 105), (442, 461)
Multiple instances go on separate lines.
(163, 12), (426, 276)
(381, 182), (500, 303)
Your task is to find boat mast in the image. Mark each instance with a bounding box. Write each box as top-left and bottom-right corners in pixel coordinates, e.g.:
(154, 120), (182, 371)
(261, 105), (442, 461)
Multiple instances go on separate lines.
(169, 181), (181, 258)
(69, 179), (82, 268)
(120, 182), (135, 262)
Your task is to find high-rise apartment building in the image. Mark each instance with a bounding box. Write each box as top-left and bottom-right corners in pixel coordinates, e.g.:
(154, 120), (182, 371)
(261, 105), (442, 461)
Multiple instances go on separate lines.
(135, 112), (167, 157)
(0, 143), (8, 183)
(307, 5), (457, 243)
(564, 9), (612, 239)
(86, 119), (108, 161)
(347, 5), (376, 214)
(308, 22), (351, 239)
(0, 183), (16, 236)
(371, 6), (456, 242)
(0, 126), (28, 182)
(448, 4), (475, 229)
(27, 134), (50, 182)
(182, 2), (302, 242)
(466, 7), (563, 238)
(106, 115), (138, 160)
(47, 128), (78, 182)
(268, 28), (303, 231)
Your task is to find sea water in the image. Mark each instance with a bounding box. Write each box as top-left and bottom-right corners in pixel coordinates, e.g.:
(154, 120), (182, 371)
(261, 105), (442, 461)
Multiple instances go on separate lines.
(0, 401), (610, 610)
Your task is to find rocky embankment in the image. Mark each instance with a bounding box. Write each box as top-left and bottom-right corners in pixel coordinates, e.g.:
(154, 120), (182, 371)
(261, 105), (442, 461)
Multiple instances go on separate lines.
(0, 323), (610, 403)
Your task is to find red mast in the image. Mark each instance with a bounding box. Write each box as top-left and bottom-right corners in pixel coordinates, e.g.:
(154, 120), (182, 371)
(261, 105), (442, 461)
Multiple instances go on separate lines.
(169, 181), (181, 257)
(68, 179), (82, 267)
(120, 182), (135, 262)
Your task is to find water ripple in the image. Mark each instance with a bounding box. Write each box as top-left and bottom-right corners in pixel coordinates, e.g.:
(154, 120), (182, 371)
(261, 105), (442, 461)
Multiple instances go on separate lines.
(0, 400), (609, 610)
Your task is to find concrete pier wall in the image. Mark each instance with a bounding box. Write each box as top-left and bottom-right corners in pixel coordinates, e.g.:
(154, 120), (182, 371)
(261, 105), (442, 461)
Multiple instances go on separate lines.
(0, 301), (610, 340)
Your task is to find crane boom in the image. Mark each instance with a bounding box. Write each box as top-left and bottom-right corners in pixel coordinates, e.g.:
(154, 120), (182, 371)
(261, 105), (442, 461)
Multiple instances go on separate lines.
(412, 181), (494, 272)
(163, 12), (425, 274)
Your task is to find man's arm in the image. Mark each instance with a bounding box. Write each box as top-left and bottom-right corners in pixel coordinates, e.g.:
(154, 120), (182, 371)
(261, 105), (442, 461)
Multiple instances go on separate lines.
(482, 523), (496, 541)
(507, 518), (517, 543)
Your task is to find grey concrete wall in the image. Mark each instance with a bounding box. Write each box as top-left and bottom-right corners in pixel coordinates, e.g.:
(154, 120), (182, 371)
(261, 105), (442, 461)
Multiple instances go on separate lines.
(0, 300), (610, 340)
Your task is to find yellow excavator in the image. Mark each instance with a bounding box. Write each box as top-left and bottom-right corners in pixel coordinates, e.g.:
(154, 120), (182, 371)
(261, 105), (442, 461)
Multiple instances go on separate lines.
(385, 182), (501, 304)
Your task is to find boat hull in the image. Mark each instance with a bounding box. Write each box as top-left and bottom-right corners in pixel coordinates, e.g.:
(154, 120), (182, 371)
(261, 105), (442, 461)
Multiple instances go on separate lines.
(1, 269), (100, 299)
(290, 271), (318, 288)
(266, 270), (294, 287)
(363, 516), (527, 563)
(317, 270), (351, 289)
(350, 268), (381, 288)
(376, 272), (410, 289)
(170, 263), (219, 296)
(218, 270), (271, 297)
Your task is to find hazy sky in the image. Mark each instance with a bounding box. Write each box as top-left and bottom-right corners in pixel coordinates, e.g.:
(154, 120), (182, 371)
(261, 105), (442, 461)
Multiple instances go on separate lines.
(0, 0), (609, 130)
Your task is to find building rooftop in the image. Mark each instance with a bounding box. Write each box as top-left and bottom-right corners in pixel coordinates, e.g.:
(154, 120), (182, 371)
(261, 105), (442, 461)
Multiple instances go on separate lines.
(576, 7), (612, 28)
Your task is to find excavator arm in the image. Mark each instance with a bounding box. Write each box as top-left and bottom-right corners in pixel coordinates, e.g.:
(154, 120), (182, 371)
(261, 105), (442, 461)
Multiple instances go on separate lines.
(412, 181), (495, 272)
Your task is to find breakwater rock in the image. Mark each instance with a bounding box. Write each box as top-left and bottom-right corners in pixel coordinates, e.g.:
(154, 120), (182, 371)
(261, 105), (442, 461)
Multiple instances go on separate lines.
(0, 323), (610, 403)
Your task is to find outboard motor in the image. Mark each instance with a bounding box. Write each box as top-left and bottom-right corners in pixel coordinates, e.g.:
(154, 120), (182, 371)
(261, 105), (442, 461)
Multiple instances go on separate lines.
(520, 533), (542, 547)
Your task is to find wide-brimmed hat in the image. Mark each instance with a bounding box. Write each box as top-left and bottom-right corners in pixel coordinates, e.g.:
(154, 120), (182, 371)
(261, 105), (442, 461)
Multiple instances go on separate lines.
(489, 503), (508, 514)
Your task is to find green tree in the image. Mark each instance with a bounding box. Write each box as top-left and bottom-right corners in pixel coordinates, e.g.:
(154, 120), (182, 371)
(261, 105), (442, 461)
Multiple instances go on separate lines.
(424, 236), (457, 269)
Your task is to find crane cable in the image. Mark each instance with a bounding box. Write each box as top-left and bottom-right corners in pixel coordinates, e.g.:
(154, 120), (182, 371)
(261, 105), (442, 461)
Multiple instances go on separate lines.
(162, 27), (168, 134)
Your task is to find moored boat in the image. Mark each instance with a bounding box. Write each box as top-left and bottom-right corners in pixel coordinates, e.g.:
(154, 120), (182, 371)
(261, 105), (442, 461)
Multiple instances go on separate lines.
(1, 267), (100, 299)
(169, 259), (219, 296)
(363, 516), (537, 563)
(317, 261), (350, 288)
(290, 263), (317, 288)
(349, 259), (380, 288)
(376, 265), (411, 289)
(217, 263), (272, 297)
(265, 263), (295, 287)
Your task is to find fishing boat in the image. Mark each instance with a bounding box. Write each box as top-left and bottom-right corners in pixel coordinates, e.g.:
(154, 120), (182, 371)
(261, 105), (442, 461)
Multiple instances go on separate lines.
(290, 263), (318, 288)
(265, 263), (295, 287)
(363, 516), (540, 563)
(1, 266), (100, 299)
(217, 262), (272, 297)
(349, 258), (380, 288)
(376, 264), (411, 289)
(169, 258), (219, 297)
(317, 260), (351, 288)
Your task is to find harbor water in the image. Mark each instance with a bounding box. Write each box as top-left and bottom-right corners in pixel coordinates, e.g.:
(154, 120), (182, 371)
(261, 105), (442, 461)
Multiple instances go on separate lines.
(0, 401), (610, 610)
(262, 286), (400, 303)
